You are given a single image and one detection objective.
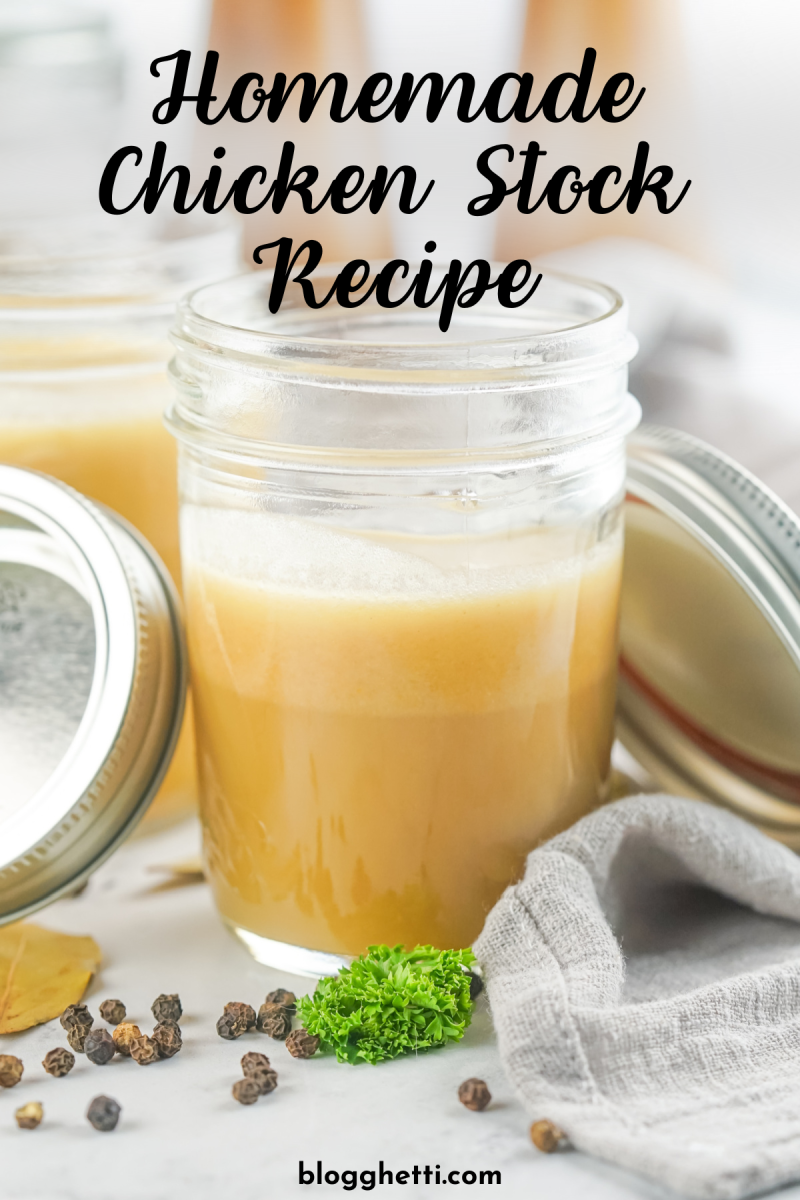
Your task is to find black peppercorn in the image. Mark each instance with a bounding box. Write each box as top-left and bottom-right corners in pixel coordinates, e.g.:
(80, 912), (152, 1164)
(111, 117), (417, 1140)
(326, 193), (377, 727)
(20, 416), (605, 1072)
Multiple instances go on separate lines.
(264, 988), (297, 1014)
(232, 1078), (260, 1105)
(458, 1078), (491, 1111)
(0, 1055), (24, 1087)
(42, 1048), (75, 1078)
(98, 999), (126, 1025)
(130, 1035), (160, 1065)
(86, 1095), (121, 1132)
(151, 993), (182, 1024)
(60, 1004), (93, 1032)
(67, 1024), (90, 1053)
(217, 1011), (247, 1040)
(60, 1003), (93, 1032)
(153, 1022), (182, 1059)
(250, 1066), (278, 1096)
(241, 1051), (271, 1076)
(224, 1001), (256, 1030)
(257, 1002), (292, 1040)
(285, 1029), (319, 1059)
(85, 1029), (116, 1066)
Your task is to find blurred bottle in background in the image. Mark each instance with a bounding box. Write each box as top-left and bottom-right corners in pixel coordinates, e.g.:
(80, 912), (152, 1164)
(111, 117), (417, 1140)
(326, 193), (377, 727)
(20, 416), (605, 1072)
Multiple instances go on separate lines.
(501, 1), (800, 517)
(205, 0), (390, 263)
(495, 0), (703, 264)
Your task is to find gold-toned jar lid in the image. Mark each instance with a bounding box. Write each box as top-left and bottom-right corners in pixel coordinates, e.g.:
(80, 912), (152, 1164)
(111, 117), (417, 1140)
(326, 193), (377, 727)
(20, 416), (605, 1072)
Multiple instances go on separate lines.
(0, 466), (186, 921)
(619, 425), (800, 846)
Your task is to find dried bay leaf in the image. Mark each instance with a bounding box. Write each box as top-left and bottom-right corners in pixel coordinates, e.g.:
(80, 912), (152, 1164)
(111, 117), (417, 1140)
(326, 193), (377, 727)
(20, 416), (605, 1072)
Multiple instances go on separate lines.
(0, 922), (101, 1034)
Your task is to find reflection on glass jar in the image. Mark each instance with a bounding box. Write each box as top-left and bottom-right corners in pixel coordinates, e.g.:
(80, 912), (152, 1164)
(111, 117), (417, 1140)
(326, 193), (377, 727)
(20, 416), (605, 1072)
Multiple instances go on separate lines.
(168, 268), (640, 971)
(0, 219), (241, 826)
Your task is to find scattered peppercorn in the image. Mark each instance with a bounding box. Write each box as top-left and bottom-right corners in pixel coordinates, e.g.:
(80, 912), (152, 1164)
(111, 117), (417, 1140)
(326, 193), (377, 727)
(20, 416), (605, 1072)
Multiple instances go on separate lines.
(86, 1095), (121, 1132)
(60, 1004), (93, 1034)
(468, 971), (484, 1001)
(232, 1078), (260, 1105)
(151, 994), (182, 1024)
(257, 1002), (293, 1040)
(217, 1011), (247, 1040)
(42, 1047), (75, 1078)
(15, 1101), (43, 1130)
(153, 1022), (182, 1059)
(530, 1119), (568, 1154)
(264, 988), (297, 1014)
(241, 1051), (271, 1076)
(458, 1078), (491, 1111)
(112, 1022), (142, 1057)
(98, 999), (126, 1025)
(85, 1029), (116, 1066)
(157, 1016), (181, 1033)
(250, 1066), (278, 1096)
(224, 1001), (256, 1031)
(130, 1035), (160, 1066)
(67, 1024), (90, 1053)
(0, 1055), (24, 1087)
(285, 1029), (320, 1059)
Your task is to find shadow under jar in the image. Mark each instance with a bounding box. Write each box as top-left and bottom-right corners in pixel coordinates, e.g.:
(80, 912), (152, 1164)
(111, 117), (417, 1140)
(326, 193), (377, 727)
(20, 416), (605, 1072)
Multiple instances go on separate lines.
(167, 266), (640, 975)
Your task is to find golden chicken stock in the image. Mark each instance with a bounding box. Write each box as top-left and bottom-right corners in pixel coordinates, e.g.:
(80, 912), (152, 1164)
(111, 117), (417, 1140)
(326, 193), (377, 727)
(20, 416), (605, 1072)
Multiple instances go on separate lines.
(183, 507), (622, 955)
(0, 341), (194, 823)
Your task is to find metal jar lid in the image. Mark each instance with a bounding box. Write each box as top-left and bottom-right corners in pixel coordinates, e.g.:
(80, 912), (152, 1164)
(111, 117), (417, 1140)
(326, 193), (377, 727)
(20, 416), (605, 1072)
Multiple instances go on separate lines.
(0, 465), (186, 921)
(619, 425), (800, 846)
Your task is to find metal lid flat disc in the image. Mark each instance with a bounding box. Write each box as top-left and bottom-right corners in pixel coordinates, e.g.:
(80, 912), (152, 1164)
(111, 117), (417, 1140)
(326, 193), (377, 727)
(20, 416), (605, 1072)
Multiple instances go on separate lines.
(0, 465), (186, 921)
(619, 425), (800, 845)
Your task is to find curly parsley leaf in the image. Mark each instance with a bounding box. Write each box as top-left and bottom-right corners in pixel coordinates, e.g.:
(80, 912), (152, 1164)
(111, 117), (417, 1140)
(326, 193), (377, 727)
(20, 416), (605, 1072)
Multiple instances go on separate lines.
(297, 944), (477, 1065)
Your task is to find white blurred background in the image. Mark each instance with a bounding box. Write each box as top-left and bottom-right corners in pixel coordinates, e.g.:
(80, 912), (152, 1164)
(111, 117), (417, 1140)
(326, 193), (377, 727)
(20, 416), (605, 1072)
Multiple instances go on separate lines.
(2, 0), (799, 506)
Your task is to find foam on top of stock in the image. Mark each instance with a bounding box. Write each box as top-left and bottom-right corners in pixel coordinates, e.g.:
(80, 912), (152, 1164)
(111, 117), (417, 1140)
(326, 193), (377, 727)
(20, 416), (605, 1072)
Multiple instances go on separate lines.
(182, 506), (620, 603)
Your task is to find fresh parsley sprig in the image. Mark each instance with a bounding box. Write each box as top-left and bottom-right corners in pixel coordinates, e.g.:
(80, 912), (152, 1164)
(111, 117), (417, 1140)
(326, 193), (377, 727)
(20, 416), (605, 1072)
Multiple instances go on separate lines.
(297, 944), (477, 1065)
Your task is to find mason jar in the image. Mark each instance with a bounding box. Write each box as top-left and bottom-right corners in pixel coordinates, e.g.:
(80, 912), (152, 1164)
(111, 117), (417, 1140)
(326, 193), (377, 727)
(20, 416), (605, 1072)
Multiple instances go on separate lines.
(167, 267), (640, 973)
(0, 218), (241, 826)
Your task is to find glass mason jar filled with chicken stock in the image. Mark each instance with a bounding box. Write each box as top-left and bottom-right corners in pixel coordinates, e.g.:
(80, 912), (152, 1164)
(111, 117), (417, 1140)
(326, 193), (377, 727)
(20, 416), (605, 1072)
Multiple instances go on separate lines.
(167, 267), (640, 973)
(0, 220), (241, 826)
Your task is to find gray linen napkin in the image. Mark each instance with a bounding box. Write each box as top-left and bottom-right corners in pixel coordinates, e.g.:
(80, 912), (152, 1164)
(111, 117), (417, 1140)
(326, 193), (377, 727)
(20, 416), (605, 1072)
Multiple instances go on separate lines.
(475, 794), (800, 1200)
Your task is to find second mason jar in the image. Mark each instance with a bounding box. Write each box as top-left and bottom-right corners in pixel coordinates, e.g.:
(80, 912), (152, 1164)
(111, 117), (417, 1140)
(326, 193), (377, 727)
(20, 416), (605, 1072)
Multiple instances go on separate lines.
(168, 267), (640, 972)
(0, 218), (240, 826)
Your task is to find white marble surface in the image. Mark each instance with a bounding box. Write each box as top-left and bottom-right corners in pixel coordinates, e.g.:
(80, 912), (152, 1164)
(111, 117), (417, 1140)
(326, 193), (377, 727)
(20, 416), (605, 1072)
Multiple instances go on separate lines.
(0, 818), (790, 1200)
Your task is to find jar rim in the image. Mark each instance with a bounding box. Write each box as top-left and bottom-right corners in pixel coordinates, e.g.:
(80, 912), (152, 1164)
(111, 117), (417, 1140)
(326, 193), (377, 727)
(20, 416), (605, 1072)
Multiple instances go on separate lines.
(0, 217), (241, 318)
(172, 264), (636, 390)
(168, 263), (639, 471)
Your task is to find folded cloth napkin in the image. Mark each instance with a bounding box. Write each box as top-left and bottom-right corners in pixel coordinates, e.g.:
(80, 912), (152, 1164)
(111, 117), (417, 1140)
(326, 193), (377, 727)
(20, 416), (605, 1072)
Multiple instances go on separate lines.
(475, 794), (800, 1200)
